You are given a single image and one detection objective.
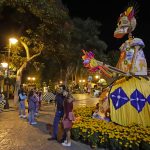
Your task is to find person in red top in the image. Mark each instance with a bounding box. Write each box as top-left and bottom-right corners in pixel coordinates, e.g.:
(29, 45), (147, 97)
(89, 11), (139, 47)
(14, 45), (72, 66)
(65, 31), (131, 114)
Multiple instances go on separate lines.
(62, 90), (75, 147)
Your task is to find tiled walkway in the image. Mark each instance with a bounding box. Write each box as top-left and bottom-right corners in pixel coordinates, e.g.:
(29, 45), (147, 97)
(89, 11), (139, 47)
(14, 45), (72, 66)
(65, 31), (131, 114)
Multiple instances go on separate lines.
(0, 100), (102, 150)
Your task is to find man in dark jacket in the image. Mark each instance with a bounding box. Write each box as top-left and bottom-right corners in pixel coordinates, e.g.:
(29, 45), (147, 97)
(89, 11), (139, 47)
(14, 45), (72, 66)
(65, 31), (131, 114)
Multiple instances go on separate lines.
(48, 85), (66, 141)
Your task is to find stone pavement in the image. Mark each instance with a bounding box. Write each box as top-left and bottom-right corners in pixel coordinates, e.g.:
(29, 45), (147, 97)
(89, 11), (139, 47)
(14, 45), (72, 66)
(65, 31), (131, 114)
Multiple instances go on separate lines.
(0, 99), (103, 150)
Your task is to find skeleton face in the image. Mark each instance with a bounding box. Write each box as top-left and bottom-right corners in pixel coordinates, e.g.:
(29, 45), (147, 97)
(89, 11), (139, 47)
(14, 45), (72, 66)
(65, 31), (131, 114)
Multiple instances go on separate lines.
(114, 13), (136, 38)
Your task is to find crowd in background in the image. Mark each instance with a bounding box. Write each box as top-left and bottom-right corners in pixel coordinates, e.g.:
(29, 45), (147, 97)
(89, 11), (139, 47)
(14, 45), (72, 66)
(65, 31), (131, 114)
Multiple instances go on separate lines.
(18, 85), (42, 125)
(17, 84), (75, 147)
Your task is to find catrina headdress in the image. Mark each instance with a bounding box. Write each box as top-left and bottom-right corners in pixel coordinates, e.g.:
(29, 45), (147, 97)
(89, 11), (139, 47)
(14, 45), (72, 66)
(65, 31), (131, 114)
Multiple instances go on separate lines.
(114, 6), (137, 38)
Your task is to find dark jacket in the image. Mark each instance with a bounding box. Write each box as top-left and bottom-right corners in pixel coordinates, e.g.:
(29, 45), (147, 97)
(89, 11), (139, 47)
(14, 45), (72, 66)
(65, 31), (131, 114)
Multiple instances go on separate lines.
(55, 94), (64, 112)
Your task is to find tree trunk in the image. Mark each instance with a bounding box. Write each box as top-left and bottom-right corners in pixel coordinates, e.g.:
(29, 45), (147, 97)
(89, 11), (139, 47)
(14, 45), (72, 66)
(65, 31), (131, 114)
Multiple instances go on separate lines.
(13, 62), (27, 104)
(60, 67), (62, 80)
(64, 64), (74, 87)
(64, 75), (68, 87)
(75, 60), (79, 85)
(14, 52), (41, 105)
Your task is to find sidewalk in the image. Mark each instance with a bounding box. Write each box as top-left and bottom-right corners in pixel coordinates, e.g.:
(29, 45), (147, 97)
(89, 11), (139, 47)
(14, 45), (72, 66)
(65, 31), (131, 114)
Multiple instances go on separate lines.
(0, 100), (103, 150)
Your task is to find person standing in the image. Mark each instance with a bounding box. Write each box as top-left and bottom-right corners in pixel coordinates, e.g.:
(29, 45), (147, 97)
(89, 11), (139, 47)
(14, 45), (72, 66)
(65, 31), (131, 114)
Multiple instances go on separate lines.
(34, 91), (40, 116)
(28, 90), (38, 125)
(87, 82), (92, 95)
(18, 89), (27, 118)
(48, 86), (65, 141)
(62, 91), (75, 147)
(38, 90), (42, 111)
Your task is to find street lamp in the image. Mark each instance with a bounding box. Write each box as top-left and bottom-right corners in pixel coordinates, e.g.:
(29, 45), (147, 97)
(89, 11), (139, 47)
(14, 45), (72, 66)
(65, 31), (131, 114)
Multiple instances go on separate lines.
(9, 38), (18, 45)
(32, 77), (35, 81)
(27, 77), (31, 80)
(27, 77), (36, 90)
(27, 77), (36, 81)
(95, 75), (99, 79)
(79, 79), (86, 93)
(1, 62), (8, 68)
(79, 79), (85, 83)
(4, 38), (18, 109)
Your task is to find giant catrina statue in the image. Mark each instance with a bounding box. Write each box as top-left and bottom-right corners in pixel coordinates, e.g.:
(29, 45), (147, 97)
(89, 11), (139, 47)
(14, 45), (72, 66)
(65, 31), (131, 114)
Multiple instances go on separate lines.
(109, 6), (150, 127)
(82, 6), (150, 127)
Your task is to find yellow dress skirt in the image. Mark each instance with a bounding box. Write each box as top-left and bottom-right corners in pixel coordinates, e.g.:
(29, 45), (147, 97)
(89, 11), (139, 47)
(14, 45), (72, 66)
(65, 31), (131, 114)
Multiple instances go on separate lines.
(109, 76), (150, 127)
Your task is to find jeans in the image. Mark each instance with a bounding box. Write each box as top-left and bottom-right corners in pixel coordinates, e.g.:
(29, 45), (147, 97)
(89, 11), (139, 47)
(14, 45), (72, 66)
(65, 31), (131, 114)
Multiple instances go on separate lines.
(19, 101), (25, 116)
(35, 102), (39, 113)
(52, 110), (64, 139)
(28, 110), (35, 123)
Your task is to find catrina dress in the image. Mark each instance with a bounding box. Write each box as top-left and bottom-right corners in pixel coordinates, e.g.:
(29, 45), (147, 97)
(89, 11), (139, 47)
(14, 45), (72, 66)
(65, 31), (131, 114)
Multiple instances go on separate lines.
(109, 39), (150, 127)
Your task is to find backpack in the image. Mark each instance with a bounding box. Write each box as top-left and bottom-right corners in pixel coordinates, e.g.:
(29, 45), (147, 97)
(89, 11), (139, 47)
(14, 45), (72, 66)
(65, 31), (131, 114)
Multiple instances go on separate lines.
(18, 96), (21, 102)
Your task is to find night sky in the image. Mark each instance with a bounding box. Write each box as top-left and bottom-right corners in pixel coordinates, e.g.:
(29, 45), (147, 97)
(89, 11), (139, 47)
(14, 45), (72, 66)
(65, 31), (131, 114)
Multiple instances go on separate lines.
(62, 0), (150, 66)
(0, 1), (150, 65)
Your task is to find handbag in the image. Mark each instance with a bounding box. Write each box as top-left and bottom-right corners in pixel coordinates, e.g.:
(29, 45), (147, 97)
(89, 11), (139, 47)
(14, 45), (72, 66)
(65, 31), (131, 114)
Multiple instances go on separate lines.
(62, 119), (72, 129)
(68, 112), (75, 121)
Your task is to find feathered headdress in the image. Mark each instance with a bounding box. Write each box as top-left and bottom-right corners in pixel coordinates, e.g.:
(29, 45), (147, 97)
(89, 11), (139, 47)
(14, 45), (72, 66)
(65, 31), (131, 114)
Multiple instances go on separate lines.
(114, 5), (137, 38)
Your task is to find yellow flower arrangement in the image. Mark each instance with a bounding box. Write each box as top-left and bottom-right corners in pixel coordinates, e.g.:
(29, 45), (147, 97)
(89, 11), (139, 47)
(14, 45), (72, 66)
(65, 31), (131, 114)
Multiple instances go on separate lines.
(72, 106), (150, 149)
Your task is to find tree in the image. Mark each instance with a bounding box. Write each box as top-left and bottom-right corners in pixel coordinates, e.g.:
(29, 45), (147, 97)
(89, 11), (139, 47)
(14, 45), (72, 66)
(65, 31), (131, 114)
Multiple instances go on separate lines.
(64, 18), (108, 84)
(0, 1), (108, 94)
(106, 50), (120, 66)
(41, 18), (108, 85)
(0, 0), (70, 103)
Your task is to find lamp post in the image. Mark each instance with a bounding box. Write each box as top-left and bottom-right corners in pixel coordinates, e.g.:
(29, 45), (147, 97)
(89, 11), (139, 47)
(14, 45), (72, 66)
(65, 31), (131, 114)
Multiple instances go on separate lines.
(4, 38), (18, 109)
(27, 77), (36, 89)
(1, 62), (8, 69)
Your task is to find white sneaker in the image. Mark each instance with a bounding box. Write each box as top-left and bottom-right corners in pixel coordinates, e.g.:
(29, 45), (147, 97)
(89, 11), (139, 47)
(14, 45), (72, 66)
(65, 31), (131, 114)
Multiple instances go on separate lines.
(34, 113), (38, 116)
(64, 140), (67, 144)
(31, 122), (37, 125)
(62, 142), (71, 147)
(22, 115), (27, 118)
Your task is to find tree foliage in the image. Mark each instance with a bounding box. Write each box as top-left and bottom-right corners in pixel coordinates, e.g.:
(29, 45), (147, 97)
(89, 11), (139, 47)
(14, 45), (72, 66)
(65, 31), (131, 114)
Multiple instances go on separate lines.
(0, 0), (70, 81)
(0, 0), (108, 85)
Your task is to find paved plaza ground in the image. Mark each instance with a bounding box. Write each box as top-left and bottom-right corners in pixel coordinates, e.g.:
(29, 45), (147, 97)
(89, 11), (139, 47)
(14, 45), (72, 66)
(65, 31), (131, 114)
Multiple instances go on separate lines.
(0, 94), (103, 150)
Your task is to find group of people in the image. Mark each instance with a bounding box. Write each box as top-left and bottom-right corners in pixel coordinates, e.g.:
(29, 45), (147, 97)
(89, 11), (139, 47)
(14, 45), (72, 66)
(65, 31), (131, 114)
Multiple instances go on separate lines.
(18, 85), (42, 125)
(18, 84), (75, 146)
(48, 85), (75, 147)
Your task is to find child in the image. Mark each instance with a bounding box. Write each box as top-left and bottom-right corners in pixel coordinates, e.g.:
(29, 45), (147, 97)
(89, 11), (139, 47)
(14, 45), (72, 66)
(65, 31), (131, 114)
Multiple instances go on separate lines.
(28, 90), (38, 125)
(104, 111), (111, 122)
(91, 103), (99, 116)
(92, 109), (102, 119)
